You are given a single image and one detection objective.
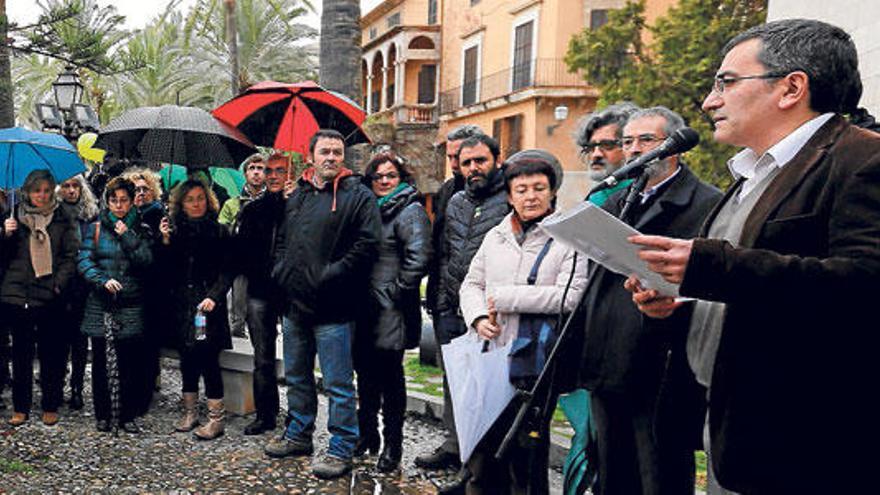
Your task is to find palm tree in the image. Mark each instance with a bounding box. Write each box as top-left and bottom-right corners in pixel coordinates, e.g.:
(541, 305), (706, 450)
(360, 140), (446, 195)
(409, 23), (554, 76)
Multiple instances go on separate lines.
(319, 0), (361, 104)
(184, 0), (318, 107)
(1, 0), (15, 127)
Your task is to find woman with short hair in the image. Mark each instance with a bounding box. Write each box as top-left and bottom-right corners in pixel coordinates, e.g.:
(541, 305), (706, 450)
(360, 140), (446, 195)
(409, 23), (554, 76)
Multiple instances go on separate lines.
(1, 169), (80, 427)
(78, 177), (153, 433)
(354, 152), (432, 471)
(458, 151), (588, 493)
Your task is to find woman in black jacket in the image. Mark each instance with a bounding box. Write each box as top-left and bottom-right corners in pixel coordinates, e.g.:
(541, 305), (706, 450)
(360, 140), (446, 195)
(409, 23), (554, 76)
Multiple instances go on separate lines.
(354, 153), (432, 471)
(158, 179), (232, 441)
(1, 170), (79, 427)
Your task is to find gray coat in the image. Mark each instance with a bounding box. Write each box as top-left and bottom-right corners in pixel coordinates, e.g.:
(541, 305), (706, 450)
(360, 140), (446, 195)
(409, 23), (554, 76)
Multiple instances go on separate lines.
(361, 185), (432, 350)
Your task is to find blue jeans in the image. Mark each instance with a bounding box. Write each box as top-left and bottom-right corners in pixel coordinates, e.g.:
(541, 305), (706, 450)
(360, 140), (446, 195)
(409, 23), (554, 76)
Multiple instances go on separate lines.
(282, 316), (358, 459)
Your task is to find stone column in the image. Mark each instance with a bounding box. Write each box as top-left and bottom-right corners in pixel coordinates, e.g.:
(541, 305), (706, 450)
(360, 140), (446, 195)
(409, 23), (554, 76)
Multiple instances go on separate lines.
(381, 65), (389, 111)
(366, 74), (374, 114)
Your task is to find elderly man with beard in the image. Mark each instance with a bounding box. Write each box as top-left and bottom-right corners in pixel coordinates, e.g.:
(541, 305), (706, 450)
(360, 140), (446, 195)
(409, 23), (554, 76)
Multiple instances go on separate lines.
(577, 103), (639, 206)
(577, 107), (721, 495)
(427, 133), (510, 494)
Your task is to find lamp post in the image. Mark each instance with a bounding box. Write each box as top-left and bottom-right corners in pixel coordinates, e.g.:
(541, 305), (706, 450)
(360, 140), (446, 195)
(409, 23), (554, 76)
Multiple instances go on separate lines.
(35, 65), (99, 140)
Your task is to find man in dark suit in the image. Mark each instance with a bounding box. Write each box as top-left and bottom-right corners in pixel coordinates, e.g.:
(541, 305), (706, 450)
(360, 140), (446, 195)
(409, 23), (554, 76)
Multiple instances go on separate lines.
(578, 107), (721, 494)
(628, 19), (880, 493)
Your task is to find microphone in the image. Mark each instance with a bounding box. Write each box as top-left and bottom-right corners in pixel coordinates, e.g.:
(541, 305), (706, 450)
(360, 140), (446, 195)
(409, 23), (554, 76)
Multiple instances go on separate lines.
(593, 127), (700, 193)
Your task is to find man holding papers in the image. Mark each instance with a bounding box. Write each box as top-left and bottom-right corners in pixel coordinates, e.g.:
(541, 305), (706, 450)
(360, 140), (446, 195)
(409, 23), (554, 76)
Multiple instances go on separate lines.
(627, 20), (880, 493)
(576, 107), (720, 494)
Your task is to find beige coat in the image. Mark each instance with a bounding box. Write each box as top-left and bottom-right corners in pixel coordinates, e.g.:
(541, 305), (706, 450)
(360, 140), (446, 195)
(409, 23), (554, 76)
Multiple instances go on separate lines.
(459, 211), (588, 346)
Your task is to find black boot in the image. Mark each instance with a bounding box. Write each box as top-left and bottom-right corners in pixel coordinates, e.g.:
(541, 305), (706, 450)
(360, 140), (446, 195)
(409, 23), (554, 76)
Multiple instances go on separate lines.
(376, 442), (402, 472)
(354, 432), (380, 457)
(68, 386), (84, 411)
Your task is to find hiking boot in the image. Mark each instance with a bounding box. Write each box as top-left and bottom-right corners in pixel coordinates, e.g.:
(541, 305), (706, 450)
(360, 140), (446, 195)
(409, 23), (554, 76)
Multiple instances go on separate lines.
(264, 436), (313, 458)
(193, 399), (225, 441)
(311, 454), (352, 480)
(175, 393), (199, 432)
(415, 445), (461, 470)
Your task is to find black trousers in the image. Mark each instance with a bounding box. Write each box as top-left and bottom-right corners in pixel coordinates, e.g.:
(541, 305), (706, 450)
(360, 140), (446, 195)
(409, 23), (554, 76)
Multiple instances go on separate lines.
(59, 303), (88, 393)
(354, 345), (406, 448)
(4, 303), (65, 414)
(590, 389), (696, 495)
(90, 336), (139, 423)
(0, 320), (10, 393)
(466, 397), (553, 495)
(180, 342), (224, 399)
(246, 296), (280, 422)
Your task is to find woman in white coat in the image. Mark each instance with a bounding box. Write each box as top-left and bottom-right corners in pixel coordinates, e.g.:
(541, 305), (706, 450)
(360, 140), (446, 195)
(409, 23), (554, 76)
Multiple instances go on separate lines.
(458, 151), (588, 494)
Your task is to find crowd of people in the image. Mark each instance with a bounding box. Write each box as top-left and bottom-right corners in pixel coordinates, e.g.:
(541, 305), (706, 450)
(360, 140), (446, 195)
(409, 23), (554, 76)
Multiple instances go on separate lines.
(1, 18), (879, 494)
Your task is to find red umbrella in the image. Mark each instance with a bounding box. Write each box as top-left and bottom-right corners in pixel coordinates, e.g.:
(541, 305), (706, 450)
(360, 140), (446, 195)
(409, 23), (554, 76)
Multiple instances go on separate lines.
(212, 80), (371, 155)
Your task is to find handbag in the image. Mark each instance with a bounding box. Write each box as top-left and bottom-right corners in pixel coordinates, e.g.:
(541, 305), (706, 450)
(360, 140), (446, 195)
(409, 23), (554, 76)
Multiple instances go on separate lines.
(508, 238), (559, 390)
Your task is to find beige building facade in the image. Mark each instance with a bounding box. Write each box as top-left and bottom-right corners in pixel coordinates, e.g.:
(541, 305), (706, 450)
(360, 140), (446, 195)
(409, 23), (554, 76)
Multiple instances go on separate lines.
(360, 0), (676, 208)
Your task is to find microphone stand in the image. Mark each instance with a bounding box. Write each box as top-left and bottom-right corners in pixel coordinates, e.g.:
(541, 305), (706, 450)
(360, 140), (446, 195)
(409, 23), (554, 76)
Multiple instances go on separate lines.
(494, 169), (652, 461)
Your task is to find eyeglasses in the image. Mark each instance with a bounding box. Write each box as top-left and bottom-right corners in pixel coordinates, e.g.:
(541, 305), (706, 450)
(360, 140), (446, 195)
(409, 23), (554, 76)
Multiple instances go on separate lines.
(580, 140), (621, 155)
(621, 134), (666, 149)
(134, 186), (150, 193)
(370, 172), (400, 181)
(712, 72), (787, 94)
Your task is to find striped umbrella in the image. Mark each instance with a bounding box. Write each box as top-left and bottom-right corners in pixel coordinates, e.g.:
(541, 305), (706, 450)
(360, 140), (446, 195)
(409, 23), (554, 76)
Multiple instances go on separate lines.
(212, 80), (371, 155)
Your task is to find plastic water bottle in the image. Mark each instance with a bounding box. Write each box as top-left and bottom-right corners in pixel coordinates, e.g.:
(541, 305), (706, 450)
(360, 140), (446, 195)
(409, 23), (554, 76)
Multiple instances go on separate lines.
(194, 310), (207, 341)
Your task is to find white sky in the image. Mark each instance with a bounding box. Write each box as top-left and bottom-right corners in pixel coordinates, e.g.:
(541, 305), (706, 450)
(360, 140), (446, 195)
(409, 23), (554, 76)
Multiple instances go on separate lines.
(6, 1), (384, 32)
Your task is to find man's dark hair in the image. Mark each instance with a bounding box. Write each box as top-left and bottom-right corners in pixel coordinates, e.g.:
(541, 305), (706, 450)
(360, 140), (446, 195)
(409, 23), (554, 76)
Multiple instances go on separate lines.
(446, 124), (483, 142)
(363, 151), (414, 187)
(504, 158), (557, 192)
(308, 129), (346, 155)
(457, 134), (500, 161)
(575, 102), (640, 148)
(724, 19), (861, 114)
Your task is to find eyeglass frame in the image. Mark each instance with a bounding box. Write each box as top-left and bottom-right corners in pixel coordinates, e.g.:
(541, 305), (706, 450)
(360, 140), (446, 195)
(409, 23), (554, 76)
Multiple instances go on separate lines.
(712, 71), (789, 94)
(621, 133), (667, 150)
(579, 139), (621, 155)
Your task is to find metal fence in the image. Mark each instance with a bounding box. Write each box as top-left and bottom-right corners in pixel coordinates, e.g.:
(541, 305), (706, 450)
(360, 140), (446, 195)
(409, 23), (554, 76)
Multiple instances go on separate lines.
(440, 58), (587, 114)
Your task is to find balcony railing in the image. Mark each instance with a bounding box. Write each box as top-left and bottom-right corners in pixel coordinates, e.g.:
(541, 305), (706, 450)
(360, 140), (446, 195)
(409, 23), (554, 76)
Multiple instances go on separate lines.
(440, 58), (587, 115)
(396, 103), (438, 124)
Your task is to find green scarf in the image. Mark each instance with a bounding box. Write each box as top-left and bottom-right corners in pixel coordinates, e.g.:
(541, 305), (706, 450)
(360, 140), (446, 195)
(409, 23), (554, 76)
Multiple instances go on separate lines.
(376, 183), (409, 208)
(108, 208), (138, 230)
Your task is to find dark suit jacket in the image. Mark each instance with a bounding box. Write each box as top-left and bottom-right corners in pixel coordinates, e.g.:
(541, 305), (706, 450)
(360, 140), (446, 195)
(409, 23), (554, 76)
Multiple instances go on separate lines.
(681, 115), (880, 493)
(579, 165), (721, 399)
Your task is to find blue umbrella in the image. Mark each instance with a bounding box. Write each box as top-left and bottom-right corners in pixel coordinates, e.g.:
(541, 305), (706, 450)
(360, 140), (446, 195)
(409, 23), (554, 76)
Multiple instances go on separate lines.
(0, 127), (86, 190)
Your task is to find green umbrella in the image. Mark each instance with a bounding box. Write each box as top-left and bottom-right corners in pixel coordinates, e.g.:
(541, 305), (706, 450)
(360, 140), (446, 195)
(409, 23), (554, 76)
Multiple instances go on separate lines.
(160, 164), (245, 199)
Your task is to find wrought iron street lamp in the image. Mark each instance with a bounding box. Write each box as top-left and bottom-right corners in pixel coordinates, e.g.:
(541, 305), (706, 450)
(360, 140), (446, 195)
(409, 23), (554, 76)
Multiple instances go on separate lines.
(36, 65), (99, 140)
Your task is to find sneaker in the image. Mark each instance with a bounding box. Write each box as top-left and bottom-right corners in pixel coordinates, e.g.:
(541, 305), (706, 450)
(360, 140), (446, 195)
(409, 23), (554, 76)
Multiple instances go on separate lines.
(311, 454), (352, 480)
(264, 436), (313, 458)
(415, 445), (461, 470)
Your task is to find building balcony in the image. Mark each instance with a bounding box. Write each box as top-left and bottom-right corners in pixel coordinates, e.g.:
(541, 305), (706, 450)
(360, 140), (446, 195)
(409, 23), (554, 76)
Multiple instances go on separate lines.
(372, 102), (439, 125)
(439, 58), (592, 116)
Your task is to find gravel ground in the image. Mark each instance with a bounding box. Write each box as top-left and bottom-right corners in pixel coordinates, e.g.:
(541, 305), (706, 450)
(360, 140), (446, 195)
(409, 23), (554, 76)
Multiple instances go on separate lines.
(0, 358), (562, 493)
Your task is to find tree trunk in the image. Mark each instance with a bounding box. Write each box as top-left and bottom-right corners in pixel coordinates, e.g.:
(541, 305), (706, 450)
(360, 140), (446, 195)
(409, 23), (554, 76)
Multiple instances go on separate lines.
(224, 0), (239, 96)
(319, 0), (362, 103)
(0, 0), (16, 128)
(320, 0), (365, 169)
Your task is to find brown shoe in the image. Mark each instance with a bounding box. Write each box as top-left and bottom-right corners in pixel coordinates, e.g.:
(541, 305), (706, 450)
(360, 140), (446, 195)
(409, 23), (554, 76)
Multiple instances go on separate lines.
(42, 412), (59, 426)
(8, 412), (28, 426)
(175, 392), (199, 432)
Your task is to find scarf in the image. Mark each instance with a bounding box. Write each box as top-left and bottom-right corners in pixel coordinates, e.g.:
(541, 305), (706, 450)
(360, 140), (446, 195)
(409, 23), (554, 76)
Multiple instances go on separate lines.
(17, 199), (57, 278)
(106, 208), (138, 231)
(376, 183), (409, 208)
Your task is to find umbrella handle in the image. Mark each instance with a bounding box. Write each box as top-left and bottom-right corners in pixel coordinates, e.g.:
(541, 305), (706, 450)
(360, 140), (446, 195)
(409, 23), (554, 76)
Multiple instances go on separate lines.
(8, 190), (14, 218)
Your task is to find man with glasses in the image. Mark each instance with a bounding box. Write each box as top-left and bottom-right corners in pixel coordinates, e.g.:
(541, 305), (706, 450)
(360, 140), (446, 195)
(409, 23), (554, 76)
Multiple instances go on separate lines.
(576, 107), (720, 494)
(626, 20), (880, 493)
(419, 124), (483, 475)
(231, 153), (288, 437)
(575, 102), (639, 206)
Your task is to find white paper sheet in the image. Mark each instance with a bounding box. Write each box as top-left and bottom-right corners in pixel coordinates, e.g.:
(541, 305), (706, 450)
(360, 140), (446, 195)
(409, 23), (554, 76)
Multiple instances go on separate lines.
(540, 201), (681, 297)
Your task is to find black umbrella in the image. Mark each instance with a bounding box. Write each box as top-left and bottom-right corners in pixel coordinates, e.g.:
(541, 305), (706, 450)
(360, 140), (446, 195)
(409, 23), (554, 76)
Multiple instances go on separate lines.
(95, 105), (256, 169)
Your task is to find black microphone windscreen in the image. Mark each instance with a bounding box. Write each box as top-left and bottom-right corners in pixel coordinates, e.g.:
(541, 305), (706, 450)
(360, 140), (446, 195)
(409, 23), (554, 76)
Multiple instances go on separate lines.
(669, 127), (700, 153)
